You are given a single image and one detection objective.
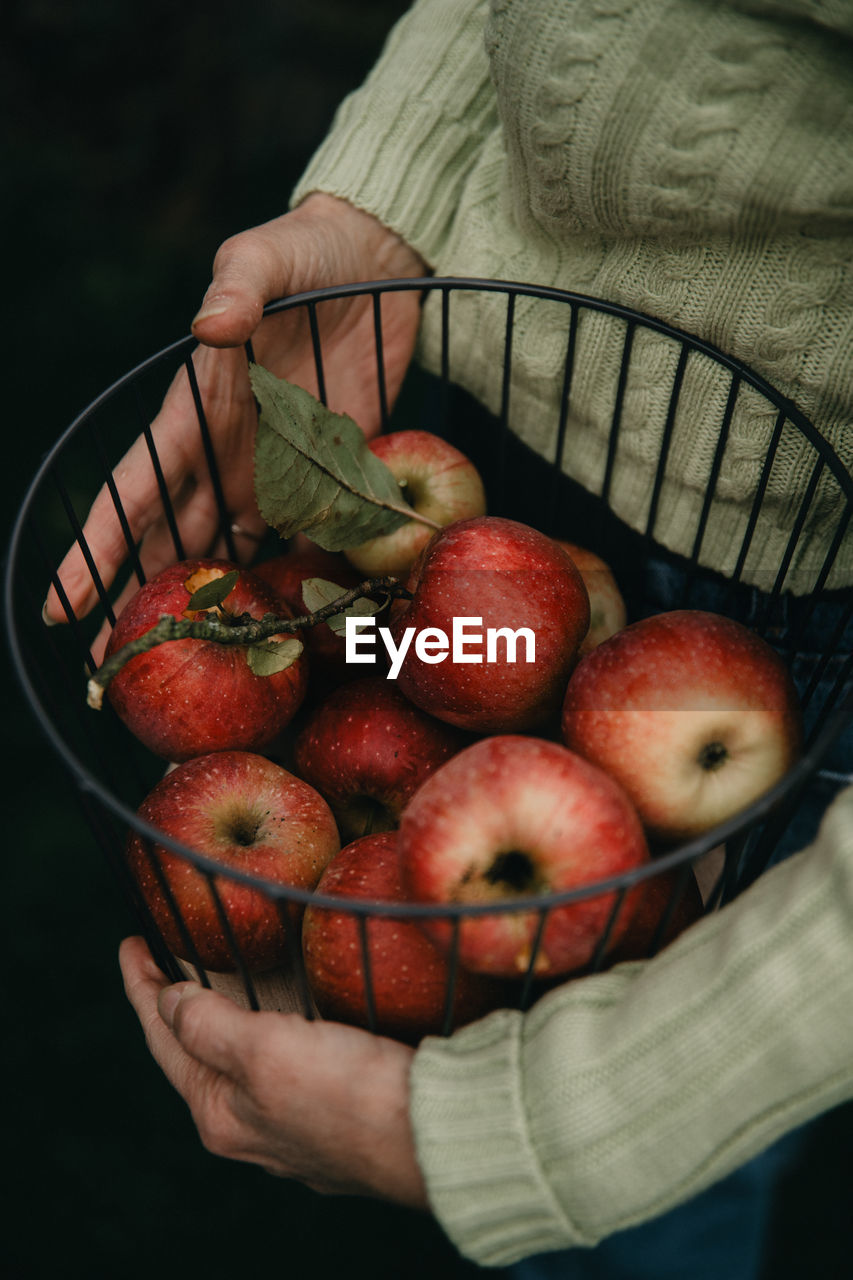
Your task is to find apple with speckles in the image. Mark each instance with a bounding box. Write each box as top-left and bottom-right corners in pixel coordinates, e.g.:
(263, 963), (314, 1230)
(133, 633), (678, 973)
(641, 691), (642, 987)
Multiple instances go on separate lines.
(301, 831), (509, 1043)
(293, 676), (467, 842)
(390, 516), (590, 733)
(126, 750), (340, 972)
(561, 610), (803, 843)
(104, 558), (307, 762)
(397, 734), (650, 979)
(343, 429), (487, 576)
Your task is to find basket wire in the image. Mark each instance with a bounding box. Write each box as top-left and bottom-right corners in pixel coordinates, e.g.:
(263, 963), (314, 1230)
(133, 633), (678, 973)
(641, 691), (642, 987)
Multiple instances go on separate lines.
(6, 277), (853, 1030)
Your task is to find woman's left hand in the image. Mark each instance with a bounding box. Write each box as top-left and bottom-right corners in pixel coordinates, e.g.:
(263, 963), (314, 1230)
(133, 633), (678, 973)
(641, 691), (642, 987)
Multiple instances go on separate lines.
(119, 935), (429, 1206)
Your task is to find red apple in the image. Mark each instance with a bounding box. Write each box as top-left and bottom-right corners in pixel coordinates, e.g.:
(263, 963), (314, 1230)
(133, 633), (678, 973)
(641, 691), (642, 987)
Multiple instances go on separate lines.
(254, 545), (382, 691)
(293, 676), (467, 842)
(343, 429), (486, 575)
(302, 832), (509, 1043)
(104, 558), (308, 761)
(389, 516), (590, 733)
(554, 540), (627, 655)
(126, 751), (340, 972)
(397, 735), (650, 978)
(605, 866), (705, 964)
(561, 609), (803, 843)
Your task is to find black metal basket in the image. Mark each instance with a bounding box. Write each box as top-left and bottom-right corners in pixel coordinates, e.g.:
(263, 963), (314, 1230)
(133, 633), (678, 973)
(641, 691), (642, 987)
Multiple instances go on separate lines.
(6, 277), (853, 1034)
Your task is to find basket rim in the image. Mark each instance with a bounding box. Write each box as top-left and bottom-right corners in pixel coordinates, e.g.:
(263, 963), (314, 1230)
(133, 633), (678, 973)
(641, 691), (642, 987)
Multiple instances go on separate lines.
(57, 699), (853, 916)
(6, 275), (852, 914)
(12, 276), (853, 509)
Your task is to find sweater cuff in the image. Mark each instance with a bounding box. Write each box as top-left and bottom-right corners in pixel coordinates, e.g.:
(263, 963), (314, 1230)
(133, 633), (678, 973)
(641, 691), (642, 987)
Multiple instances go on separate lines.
(410, 1008), (584, 1265)
(289, 0), (496, 266)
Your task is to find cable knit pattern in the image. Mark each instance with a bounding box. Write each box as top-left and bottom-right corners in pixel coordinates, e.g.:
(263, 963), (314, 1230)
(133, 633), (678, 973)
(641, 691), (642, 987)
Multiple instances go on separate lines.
(292, 0), (853, 592)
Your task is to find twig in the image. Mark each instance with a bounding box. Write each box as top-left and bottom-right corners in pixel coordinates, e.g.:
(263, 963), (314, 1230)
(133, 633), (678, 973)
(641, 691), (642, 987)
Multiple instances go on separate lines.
(87, 575), (411, 710)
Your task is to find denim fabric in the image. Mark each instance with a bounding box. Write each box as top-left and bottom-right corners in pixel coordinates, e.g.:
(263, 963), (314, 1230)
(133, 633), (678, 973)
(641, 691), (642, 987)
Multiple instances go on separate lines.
(511, 555), (852, 1280)
(510, 1139), (794, 1280)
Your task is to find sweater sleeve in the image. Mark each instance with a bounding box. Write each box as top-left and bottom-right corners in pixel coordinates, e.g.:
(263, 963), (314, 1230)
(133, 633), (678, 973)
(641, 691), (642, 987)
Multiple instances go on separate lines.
(289, 0), (497, 267)
(409, 783), (853, 1268)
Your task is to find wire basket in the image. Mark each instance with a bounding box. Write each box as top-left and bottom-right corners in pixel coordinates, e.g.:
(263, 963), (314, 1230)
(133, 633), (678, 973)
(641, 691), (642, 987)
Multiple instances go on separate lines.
(6, 277), (853, 1038)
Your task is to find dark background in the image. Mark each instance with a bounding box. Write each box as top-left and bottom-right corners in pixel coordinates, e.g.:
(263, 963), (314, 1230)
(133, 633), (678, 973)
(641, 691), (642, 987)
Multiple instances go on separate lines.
(3, 2), (850, 1276)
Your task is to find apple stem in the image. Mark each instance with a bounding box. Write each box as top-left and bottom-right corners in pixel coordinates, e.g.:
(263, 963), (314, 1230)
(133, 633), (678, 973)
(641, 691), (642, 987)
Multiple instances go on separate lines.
(388, 501), (442, 532)
(86, 575), (412, 709)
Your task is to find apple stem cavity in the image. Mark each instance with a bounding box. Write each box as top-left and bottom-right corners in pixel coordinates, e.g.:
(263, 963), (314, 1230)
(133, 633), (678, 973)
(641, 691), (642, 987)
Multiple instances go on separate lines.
(223, 813), (263, 847)
(485, 850), (541, 895)
(350, 796), (390, 838)
(389, 497), (441, 530)
(87, 575), (412, 709)
(698, 740), (729, 772)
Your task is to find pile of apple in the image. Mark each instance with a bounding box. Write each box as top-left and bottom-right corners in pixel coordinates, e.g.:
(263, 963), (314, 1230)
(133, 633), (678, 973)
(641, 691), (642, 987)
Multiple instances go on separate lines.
(104, 428), (803, 1044)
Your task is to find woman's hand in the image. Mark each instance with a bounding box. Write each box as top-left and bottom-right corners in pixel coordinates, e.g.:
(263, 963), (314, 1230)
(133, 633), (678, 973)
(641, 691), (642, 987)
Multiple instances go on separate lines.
(119, 935), (429, 1207)
(45, 194), (426, 660)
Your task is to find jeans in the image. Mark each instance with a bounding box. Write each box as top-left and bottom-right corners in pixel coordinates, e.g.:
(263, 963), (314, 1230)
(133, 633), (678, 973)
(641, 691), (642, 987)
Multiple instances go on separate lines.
(512, 553), (853, 1280)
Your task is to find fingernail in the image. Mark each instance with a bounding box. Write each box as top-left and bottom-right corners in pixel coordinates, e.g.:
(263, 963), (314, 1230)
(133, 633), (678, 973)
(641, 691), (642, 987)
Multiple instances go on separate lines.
(192, 300), (230, 327)
(42, 599), (59, 626)
(158, 984), (187, 1028)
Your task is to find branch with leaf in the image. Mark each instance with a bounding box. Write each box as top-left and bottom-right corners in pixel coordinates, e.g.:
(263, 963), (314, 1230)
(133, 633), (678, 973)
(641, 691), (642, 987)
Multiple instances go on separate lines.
(87, 365), (435, 707)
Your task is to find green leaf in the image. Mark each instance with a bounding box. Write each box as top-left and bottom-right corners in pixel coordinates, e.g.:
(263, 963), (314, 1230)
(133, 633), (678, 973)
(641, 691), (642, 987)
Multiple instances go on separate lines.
(325, 597), (383, 637)
(301, 577), (384, 637)
(245, 637), (304, 677)
(300, 577), (351, 614)
(187, 569), (239, 611)
(250, 364), (414, 551)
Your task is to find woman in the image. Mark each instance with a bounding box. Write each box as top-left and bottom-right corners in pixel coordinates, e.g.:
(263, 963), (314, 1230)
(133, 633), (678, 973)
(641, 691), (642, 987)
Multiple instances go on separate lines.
(48, 1), (853, 1275)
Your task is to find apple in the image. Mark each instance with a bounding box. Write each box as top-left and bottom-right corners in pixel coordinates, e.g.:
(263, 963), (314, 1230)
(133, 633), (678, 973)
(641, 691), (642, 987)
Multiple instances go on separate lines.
(103, 558), (308, 762)
(293, 676), (467, 842)
(561, 609), (803, 844)
(604, 866), (705, 964)
(554, 540), (627, 654)
(302, 832), (509, 1043)
(397, 735), (650, 978)
(126, 751), (340, 972)
(343, 429), (486, 575)
(254, 544), (382, 690)
(390, 516), (590, 733)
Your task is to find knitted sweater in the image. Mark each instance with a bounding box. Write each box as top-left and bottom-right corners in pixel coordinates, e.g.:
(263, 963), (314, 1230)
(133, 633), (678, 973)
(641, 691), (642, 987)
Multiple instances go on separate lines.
(293, 0), (853, 594)
(290, 0), (853, 1266)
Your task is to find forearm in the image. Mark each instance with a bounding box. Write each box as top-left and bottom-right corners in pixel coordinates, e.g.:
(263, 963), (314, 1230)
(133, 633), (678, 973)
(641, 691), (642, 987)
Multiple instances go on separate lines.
(410, 785), (853, 1267)
(290, 0), (495, 266)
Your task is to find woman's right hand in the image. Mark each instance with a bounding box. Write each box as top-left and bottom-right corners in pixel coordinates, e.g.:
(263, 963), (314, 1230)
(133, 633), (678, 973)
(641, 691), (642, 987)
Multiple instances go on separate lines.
(44, 193), (427, 661)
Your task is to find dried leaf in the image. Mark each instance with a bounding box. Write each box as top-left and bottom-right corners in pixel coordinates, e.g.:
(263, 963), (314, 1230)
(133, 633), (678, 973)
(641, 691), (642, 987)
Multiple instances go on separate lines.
(250, 364), (414, 550)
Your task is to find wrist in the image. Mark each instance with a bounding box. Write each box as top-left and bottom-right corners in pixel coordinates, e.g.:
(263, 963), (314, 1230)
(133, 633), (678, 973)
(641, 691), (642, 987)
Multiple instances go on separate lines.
(356, 1034), (429, 1209)
(291, 191), (429, 280)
